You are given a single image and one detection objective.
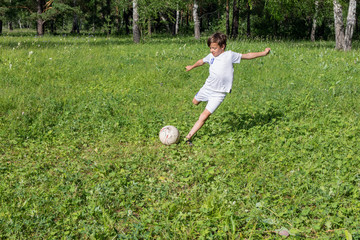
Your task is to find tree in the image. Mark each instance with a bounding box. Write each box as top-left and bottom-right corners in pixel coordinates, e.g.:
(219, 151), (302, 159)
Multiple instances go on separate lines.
(36, 0), (46, 35)
(333, 0), (357, 51)
(311, 0), (319, 41)
(344, 0), (356, 50)
(1, 0), (75, 35)
(0, 0), (354, 41)
(193, 0), (200, 39)
(71, 0), (80, 34)
(175, 3), (179, 35)
(231, 0), (239, 38)
(133, 0), (140, 43)
(0, 0), (7, 34)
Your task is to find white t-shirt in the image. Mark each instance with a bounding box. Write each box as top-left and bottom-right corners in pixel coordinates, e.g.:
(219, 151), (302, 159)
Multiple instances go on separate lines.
(203, 50), (242, 93)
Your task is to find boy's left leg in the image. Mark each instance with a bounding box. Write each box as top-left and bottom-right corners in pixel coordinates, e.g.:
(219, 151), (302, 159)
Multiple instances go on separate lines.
(186, 109), (211, 140)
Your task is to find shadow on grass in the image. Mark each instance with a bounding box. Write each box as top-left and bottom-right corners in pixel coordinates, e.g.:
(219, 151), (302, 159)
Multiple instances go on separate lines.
(215, 107), (284, 133)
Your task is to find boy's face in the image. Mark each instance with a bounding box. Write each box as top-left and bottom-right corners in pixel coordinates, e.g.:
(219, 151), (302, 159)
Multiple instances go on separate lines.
(209, 42), (225, 57)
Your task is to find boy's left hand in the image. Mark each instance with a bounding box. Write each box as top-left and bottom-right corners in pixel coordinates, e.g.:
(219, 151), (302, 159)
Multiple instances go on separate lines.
(185, 65), (193, 71)
(265, 48), (271, 54)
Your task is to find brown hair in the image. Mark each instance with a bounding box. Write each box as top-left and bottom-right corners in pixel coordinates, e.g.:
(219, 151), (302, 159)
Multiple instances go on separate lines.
(207, 32), (227, 49)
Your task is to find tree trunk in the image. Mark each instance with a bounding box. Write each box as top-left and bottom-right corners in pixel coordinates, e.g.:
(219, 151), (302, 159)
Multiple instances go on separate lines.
(36, 0), (45, 36)
(333, 0), (357, 51)
(133, 0), (140, 43)
(344, 0), (356, 51)
(71, 0), (80, 34)
(226, 0), (230, 36)
(311, 0), (318, 42)
(115, 6), (120, 34)
(193, 0), (200, 40)
(333, 0), (345, 50)
(8, 22), (13, 31)
(0, 20), (2, 34)
(72, 14), (80, 34)
(231, 0), (239, 39)
(175, 4), (180, 35)
(37, 19), (44, 36)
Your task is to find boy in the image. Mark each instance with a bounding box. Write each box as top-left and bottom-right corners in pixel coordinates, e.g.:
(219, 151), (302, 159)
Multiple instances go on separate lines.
(185, 32), (271, 146)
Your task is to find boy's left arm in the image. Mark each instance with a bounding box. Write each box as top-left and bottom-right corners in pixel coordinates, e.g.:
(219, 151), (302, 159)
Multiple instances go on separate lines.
(241, 48), (271, 60)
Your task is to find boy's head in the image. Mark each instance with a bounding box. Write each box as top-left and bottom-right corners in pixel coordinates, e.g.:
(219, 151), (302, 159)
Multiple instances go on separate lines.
(207, 32), (227, 50)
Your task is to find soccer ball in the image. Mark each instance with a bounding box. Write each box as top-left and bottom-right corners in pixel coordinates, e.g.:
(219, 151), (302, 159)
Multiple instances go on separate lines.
(159, 125), (180, 145)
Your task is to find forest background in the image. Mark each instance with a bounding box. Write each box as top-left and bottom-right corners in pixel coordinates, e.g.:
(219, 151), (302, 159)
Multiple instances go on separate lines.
(0, 0), (359, 48)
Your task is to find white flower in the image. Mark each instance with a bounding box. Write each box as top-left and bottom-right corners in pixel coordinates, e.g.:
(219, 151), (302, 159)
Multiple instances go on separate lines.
(29, 51), (33, 56)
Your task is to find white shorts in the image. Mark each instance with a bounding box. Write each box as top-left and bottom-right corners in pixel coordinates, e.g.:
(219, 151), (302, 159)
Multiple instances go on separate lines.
(194, 86), (227, 113)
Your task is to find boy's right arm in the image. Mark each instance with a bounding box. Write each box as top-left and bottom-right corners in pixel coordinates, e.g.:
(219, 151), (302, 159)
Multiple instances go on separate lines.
(185, 59), (205, 72)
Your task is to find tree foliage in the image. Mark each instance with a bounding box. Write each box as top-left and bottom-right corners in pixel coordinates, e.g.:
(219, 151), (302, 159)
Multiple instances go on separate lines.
(0, 0), (358, 42)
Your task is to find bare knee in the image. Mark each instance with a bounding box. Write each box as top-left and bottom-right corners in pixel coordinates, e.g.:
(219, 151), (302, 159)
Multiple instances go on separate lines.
(192, 98), (200, 105)
(199, 110), (211, 122)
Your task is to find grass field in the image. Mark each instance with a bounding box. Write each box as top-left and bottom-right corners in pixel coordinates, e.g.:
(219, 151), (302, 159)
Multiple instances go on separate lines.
(1, 34), (360, 239)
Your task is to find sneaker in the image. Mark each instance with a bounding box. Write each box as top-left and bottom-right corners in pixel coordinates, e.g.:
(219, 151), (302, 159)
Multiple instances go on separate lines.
(185, 140), (194, 147)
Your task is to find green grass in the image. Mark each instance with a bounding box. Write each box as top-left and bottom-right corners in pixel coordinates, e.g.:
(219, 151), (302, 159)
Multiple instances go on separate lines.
(1, 34), (360, 239)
